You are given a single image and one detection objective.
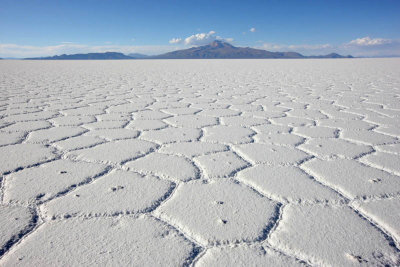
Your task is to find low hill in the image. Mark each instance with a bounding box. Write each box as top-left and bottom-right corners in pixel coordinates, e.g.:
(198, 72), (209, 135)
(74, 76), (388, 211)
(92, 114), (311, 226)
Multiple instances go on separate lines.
(25, 52), (134, 60)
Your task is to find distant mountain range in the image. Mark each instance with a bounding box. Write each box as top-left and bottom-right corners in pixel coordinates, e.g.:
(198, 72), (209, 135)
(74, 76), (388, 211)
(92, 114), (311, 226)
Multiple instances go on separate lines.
(24, 41), (353, 60)
(26, 52), (133, 60)
(127, 53), (150, 59)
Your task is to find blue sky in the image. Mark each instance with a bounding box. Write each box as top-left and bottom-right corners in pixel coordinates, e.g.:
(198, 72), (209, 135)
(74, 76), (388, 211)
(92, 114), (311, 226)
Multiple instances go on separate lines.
(1, 0), (400, 57)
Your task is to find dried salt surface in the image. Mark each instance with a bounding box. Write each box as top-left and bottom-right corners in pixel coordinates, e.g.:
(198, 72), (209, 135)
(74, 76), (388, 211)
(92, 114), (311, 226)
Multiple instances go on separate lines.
(26, 126), (88, 144)
(1, 59), (400, 266)
(126, 152), (199, 182)
(194, 151), (249, 178)
(0, 143), (57, 175)
(236, 165), (342, 203)
(49, 115), (96, 126)
(303, 158), (400, 199)
(83, 128), (140, 140)
(155, 180), (278, 246)
(203, 125), (255, 144)
(83, 120), (127, 130)
(354, 198), (400, 242)
(159, 141), (228, 158)
(42, 170), (173, 218)
(0, 205), (33, 256)
(269, 205), (400, 266)
(140, 127), (201, 144)
(125, 119), (167, 130)
(361, 151), (400, 175)
(0, 120), (51, 133)
(3, 159), (108, 204)
(1, 217), (196, 266)
(196, 245), (304, 266)
(299, 138), (373, 159)
(293, 125), (338, 138)
(67, 139), (158, 165)
(52, 135), (105, 151)
(234, 143), (311, 165)
(254, 132), (305, 146)
(164, 114), (218, 128)
(0, 131), (27, 146)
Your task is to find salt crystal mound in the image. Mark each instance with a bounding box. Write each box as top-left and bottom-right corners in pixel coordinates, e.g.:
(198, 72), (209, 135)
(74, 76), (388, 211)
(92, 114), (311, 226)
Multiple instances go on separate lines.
(1, 59), (400, 265)
(1, 217), (196, 266)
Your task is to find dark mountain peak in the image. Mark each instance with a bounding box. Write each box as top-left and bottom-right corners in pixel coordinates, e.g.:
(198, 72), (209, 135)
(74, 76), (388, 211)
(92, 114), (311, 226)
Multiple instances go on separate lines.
(208, 40), (234, 48)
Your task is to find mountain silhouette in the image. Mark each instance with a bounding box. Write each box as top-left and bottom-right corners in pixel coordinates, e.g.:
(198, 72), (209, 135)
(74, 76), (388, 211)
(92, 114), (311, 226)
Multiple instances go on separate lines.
(24, 41), (353, 60)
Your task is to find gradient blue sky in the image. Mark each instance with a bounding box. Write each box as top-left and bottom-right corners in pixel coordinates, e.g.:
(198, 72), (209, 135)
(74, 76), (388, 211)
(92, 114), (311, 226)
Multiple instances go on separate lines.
(1, 0), (400, 57)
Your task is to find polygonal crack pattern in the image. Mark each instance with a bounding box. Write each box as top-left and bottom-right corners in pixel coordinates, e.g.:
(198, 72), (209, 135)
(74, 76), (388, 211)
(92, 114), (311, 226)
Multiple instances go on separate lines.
(0, 59), (399, 266)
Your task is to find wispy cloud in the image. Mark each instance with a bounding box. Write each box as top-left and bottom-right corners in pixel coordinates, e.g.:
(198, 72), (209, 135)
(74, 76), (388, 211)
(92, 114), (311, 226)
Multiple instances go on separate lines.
(169, 38), (182, 44)
(0, 43), (180, 58)
(250, 27), (256, 32)
(257, 37), (400, 57)
(348, 36), (393, 46)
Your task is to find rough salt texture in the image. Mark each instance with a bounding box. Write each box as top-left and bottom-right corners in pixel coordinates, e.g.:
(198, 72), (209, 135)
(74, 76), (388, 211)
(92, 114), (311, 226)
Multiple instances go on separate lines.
(155, 180), (278, 246)
(42, 170), (174, 218)
(1, 217), (196, 266)
(0, 59), (400, 266)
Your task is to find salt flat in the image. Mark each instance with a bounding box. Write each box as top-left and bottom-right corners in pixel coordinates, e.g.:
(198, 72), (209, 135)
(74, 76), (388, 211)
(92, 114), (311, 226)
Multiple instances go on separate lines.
(0, 59), (399, 266)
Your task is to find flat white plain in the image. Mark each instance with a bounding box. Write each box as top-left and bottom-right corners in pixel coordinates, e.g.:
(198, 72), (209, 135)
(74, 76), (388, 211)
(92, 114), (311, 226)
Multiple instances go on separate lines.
(0, 59), (399, 266)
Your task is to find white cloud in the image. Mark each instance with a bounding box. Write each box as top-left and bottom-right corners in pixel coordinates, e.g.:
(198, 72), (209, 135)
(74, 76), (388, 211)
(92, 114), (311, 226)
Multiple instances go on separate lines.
(257, 37), (400, 57)
(169, 38), (182, 44)
(250, 27), (256, 32)
(184, 31), (217, 46)
(0, 43), (180, 58)
(348, 36), (393, 46)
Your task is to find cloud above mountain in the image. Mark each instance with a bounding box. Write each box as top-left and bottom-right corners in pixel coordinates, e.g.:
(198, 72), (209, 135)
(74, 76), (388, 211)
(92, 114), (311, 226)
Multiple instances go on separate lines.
(184, 31), (217, 45)
(169, 31), (234, 47)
